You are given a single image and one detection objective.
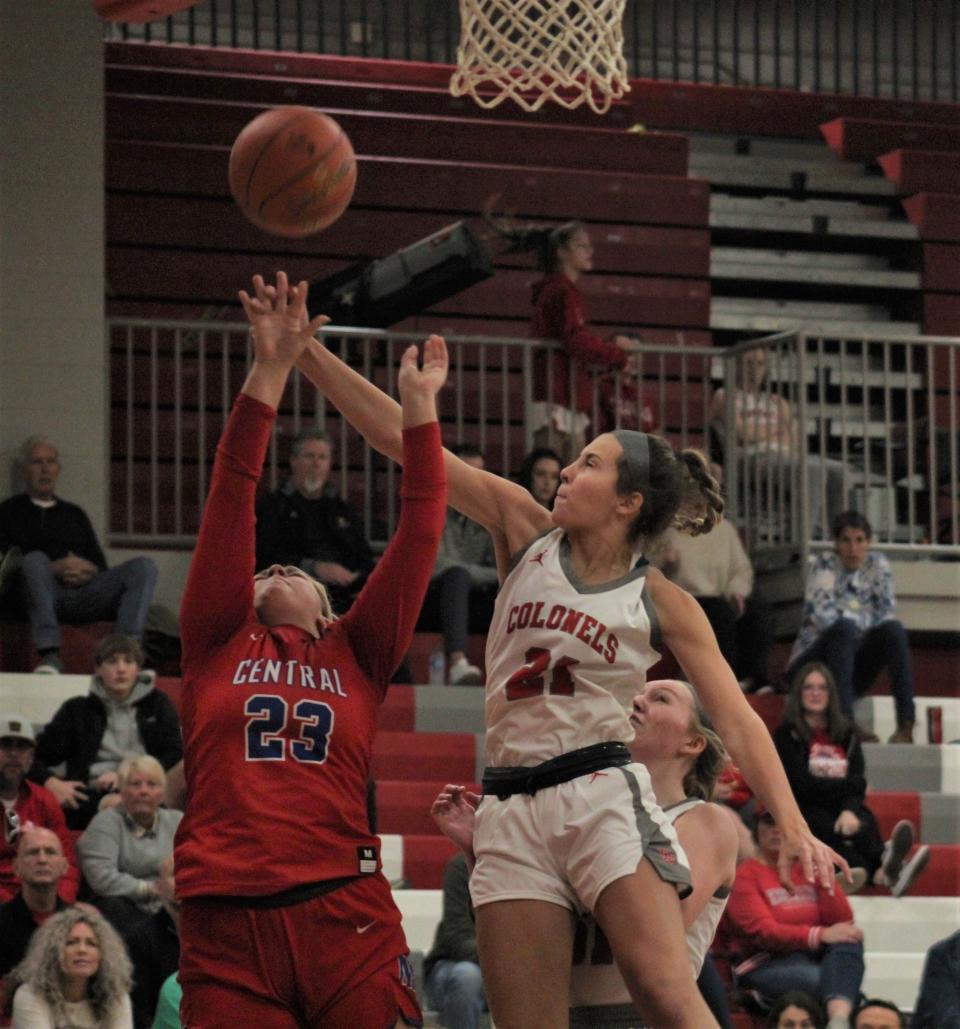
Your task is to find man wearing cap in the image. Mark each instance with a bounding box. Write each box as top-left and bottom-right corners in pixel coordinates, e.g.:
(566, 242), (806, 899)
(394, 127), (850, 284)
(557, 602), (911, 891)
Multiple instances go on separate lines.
(0, 826), (69, 978)
(0, 714), (79, 904)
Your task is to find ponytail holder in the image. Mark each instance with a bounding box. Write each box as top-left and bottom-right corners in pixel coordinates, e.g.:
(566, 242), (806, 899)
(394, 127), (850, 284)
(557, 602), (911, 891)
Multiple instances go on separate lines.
(612, 430), (650, 489)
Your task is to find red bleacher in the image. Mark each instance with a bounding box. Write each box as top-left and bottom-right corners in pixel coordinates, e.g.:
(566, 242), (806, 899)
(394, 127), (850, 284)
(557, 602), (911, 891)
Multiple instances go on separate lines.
(902, 192), (960, 240)
(820, 117), (960, 163)
(877, 148), (960, 195)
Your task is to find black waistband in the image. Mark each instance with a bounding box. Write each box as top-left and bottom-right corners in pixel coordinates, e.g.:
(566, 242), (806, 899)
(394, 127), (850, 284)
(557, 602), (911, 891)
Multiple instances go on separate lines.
(202, 874), (361, 910)
(482, 741), (632, 800)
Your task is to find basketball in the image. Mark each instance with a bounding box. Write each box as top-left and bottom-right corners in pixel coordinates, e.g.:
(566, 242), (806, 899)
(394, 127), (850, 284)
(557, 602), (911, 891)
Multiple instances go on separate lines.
(228, 107), (357, 238)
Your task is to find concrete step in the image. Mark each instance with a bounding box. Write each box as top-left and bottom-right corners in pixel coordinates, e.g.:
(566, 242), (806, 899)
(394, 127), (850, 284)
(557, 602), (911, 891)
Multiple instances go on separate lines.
(689, 133), (839, 163)
(711, 193), (902, 222)
(710, 296), (920, 336)
(690, 151), (871, 179)
(711, 247), (920, 289)
(690, 156), (898, 196)
(848, 896), (960, 950)
(863, 739), (960, 794)
(710, 207), (919, 240)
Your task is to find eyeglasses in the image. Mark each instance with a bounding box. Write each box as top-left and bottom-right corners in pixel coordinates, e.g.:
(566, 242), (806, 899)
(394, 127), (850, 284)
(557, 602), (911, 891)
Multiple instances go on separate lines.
(4, 807), (21, 846)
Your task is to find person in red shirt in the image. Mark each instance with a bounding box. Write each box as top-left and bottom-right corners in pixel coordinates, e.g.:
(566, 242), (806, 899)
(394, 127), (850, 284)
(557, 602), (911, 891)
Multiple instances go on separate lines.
(488, 214), (650, 459)
(0, 715), (79, 906)
(722, 808), (864, 1026)
(174, 272), (448, 1029)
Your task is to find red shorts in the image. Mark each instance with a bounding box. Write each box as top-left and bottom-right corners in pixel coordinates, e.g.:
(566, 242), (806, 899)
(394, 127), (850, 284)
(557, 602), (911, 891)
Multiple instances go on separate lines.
(179, 874), (422, 1028)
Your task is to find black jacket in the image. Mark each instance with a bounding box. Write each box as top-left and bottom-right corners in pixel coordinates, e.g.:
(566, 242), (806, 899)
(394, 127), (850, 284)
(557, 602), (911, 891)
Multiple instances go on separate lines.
(0, 892), (67, 978)
(0, 493), (107, 569)
(255, 485), (374, 577)
(30, 686), (182, 787)
(772, 721), (867, 820)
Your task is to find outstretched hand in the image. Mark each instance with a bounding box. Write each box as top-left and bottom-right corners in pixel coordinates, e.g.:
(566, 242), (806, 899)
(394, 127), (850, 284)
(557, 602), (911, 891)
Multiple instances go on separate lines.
(430, 783), (480, 858)
(397, 334), (448, 401)
(777, 823), (850, 892)
(238, 272), (329, 368)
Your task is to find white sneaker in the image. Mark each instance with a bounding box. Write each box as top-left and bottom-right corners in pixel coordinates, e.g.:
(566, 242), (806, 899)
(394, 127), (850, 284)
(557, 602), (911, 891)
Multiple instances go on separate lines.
(840, 867), (868, 896)
(881, 820), (915, 884)
(449, 656), (482, 686)
(891, 844), (932, 897)
(33, 662), (61, 674)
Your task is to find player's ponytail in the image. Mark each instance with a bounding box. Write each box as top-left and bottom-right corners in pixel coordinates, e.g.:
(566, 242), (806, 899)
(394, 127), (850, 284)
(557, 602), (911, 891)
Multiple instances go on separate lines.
(673, 449), (724, 537)
(484, 200), (584, 274)
(678, 682), (728, 801)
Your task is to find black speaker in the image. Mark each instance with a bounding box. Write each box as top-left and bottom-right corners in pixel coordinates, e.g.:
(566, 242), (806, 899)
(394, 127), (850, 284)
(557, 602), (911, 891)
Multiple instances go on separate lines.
(310, 221), (493, 328)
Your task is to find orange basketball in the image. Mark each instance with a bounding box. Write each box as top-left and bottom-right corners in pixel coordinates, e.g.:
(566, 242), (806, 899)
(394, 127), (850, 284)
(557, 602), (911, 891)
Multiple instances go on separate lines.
(228, 107), (357, 238)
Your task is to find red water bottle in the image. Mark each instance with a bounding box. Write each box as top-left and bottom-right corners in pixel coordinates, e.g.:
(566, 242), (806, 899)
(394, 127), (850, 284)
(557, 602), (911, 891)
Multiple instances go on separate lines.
(927, 706), (943, 745)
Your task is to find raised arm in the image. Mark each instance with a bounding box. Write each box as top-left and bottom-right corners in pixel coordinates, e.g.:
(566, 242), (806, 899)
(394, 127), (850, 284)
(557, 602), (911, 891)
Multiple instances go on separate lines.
(649, 569), (848, 891)
(296, 331), (553, 569)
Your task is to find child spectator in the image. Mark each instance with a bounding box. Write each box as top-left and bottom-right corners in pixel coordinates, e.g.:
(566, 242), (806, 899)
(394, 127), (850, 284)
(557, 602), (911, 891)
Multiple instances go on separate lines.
(30, 635), (182, 830)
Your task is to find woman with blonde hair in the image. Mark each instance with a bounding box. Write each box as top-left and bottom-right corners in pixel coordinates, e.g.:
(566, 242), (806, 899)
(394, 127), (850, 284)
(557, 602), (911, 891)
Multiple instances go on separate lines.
(11, 906), (132, 1028)
(77, 756), (181, 937)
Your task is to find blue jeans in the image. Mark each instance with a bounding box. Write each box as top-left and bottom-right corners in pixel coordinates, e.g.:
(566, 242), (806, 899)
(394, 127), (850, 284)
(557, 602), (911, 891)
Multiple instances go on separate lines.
(789, 617), (915, 725)
(425, 959), (486, 1029)
(20, 550), (158, 651)
(740, 941), (864, 1008)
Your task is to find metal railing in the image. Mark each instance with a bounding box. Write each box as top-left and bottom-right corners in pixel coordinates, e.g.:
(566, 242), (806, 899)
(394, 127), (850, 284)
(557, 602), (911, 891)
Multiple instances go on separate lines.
(106, 0), (960, 103)
(107, 319), (960, 567)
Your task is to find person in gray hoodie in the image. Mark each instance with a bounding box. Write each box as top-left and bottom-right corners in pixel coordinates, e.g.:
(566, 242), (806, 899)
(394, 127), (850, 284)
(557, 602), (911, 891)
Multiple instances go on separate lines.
(29, 635), (182, 830)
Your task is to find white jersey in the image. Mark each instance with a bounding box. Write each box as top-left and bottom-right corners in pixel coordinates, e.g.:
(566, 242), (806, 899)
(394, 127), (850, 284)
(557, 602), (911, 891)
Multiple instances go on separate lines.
(569, 799), (730, 1009)
(484, 528), (661, 767)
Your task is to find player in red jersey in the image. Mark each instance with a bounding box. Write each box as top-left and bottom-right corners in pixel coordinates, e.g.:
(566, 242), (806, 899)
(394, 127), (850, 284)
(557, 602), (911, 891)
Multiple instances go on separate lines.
(174, 272), (447, 1029)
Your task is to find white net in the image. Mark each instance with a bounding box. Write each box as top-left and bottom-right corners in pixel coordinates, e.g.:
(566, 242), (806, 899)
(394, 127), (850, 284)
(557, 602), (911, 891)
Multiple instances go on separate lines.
(450, 0), (630, 115)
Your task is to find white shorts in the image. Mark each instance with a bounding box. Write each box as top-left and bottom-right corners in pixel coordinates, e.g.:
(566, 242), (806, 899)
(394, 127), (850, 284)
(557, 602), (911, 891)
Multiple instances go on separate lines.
(470, 761), (691, 915)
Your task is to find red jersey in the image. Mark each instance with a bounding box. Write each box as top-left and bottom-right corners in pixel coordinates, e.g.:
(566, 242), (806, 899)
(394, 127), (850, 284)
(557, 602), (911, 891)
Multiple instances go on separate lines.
(0, 781), (79, 904)
(531, 273), (627, 413)
(721, 858), (853, 962)
(175, 394), (445, 899)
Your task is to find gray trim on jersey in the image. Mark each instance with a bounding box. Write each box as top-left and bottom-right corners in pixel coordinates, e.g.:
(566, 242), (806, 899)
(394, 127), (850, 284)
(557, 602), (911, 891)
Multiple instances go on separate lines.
(558, 536), (650, 596)
(642, 587), (662, 653)
(617, 766), (692, 898)
(503, 525), (557, 580)
(663, 797), (732, 900)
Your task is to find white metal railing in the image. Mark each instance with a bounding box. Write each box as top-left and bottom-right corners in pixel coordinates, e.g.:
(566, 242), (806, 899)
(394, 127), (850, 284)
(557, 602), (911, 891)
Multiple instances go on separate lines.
(107, 319), (960, 563)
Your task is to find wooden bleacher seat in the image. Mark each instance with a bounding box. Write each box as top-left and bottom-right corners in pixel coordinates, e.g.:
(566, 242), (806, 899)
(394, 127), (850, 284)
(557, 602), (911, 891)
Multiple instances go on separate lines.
(105, 94), (690, 178)
(877, 147), (960, 195)
(821, 116), (960, 163)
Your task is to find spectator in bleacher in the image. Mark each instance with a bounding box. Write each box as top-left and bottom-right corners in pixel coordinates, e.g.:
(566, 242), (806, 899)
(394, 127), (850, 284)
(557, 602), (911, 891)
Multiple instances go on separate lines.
(254, 426), (375, 616)
(126, 855), (179, 1029)
(786, 511), (917, 744)
(0, 828), (69, 980)
(652, 468), (773, 693)
(0, 435), (158, 674)
(150, 972), (182, 1029)
(486, 213), (639, 460)
(77, 756), (181, 939)
(515, 446), (563, 510)
(722, 807), (864, 1029)
(419, 443), (497, 685)
(29, 634), (182, 831)
(708, 346), (846, 538)
(9, 906), (133, 1029)
(767, 990), (826, 1029)
(0, 714), (79, 906)
(423, 851), (486, 1029)
(774, 662), (930, 899)
(852, 999), (904, 1029)
(911, 930), (960, 1029)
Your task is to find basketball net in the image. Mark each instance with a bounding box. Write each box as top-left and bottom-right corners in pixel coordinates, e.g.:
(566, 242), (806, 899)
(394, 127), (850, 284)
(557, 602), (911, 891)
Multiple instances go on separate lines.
(451, 0), (630, 115)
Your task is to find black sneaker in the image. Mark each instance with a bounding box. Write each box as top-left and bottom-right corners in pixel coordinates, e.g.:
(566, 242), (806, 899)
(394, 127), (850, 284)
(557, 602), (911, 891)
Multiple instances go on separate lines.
(891, 844), (931, 898)
(881, 819), (915, 885)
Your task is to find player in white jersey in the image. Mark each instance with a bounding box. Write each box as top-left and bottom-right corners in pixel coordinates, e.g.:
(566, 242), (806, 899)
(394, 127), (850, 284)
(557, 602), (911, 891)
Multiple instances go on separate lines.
(431, 678), (739, 1028)
(251, 293), (848, 1028)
